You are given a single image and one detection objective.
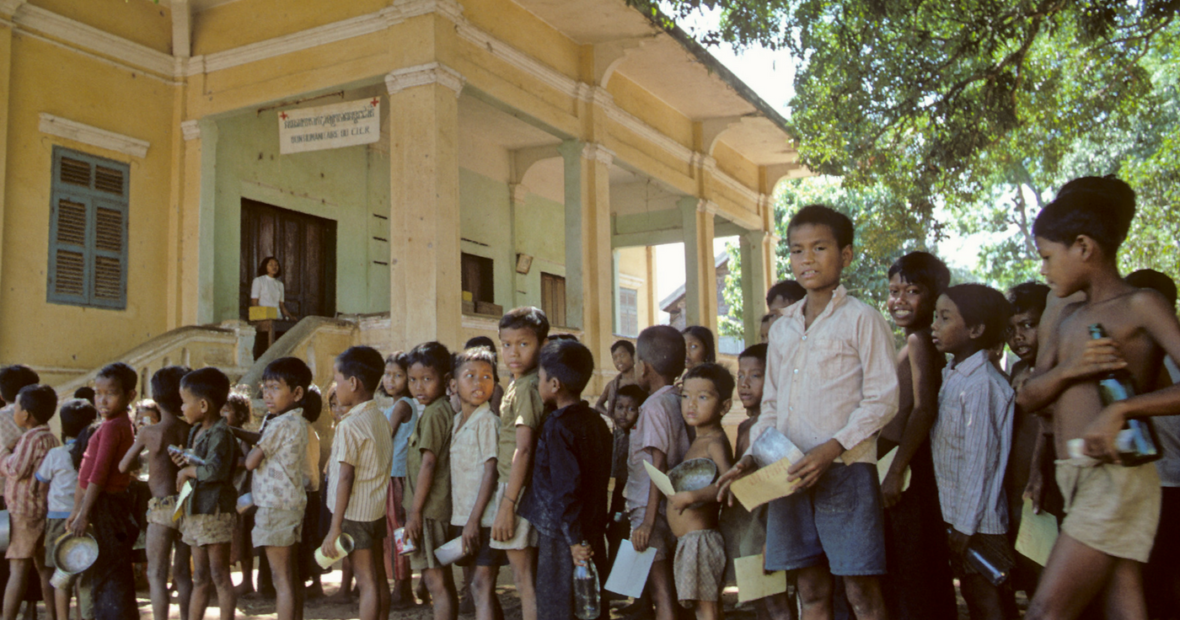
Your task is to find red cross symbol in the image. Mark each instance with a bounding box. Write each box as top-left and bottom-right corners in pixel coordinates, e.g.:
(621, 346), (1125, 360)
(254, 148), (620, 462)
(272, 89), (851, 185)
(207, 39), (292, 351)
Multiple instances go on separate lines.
(279, 112), (288, 120)
(371, 97), (380, 107)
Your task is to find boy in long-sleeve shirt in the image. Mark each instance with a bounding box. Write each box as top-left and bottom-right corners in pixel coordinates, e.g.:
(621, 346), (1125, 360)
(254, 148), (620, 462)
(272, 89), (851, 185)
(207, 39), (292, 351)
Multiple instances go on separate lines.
(719, 206), (898, 619)
(1, 385), (60, 620)
(68, 363), (140, 620)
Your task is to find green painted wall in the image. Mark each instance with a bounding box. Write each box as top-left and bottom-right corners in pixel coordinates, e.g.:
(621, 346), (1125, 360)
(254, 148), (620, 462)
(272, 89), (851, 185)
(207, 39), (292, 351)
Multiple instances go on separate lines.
(513, 190), (565, 310)
(211, 109), (388, 322)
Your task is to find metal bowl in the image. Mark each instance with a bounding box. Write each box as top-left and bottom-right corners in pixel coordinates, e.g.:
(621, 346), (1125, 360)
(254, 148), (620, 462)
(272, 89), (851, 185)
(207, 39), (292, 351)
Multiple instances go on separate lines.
(0, 511), (9, 552)
(53, 533), (98, 574)
(749, 427), (804, 468)
(668, 458), (718, 493)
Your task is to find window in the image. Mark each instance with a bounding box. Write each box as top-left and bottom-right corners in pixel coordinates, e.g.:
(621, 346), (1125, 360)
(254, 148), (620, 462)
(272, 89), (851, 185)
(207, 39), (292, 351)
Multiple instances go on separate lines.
(618, 287), (639, 337)
(47, 147), (129, 310)
(541, 272), (566, 327)
(461, 253), (495, 304)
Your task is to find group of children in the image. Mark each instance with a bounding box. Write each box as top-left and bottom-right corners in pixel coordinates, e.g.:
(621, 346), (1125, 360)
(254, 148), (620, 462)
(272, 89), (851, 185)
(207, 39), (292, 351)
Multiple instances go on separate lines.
(0, 174), (1175, 620)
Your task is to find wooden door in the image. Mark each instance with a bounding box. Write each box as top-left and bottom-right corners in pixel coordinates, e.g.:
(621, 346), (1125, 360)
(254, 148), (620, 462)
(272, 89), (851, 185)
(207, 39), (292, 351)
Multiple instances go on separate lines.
(239, 199), (337, 321)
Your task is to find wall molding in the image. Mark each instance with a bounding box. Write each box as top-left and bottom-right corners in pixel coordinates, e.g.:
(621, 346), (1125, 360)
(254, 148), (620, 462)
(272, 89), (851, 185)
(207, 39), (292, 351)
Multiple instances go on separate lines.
(180, 120), (201, 141)
(39, 113), (150, 158)
(582, 143), (615, 167)
(385, 62), (465, 96)
(14, 4), (173, 76)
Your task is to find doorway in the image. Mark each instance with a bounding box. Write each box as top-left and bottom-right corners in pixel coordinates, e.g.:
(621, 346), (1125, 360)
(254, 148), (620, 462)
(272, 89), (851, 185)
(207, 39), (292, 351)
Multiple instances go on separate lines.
(239, 199), (337, 323)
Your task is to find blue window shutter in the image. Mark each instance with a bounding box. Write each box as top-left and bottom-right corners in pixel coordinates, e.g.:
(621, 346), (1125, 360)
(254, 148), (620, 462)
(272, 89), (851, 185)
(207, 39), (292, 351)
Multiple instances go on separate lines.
(47, 147), (129, 310)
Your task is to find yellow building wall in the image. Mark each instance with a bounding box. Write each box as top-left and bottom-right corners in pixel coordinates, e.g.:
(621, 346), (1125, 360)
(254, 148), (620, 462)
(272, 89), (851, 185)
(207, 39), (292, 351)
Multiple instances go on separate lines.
(29, 0), (173, 54)
(1, 33), (174, 381)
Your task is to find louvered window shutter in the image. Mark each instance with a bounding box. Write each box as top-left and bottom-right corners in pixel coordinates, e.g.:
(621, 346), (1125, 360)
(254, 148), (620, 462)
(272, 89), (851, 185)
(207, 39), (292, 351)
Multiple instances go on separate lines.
(47, 147), (129, 310)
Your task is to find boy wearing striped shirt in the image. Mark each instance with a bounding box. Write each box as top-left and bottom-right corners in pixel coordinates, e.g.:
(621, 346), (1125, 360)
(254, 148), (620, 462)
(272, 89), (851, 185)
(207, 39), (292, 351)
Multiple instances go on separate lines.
(930, 284), (1016, 620)
(321, 347), (393, 620)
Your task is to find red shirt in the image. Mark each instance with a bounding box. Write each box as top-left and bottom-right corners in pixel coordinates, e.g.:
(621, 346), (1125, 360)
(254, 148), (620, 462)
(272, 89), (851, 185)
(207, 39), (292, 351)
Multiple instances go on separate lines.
(78, 414), (134, 493)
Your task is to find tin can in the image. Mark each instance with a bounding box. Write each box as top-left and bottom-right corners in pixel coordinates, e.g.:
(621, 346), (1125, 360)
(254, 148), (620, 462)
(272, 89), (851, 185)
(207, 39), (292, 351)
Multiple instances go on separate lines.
(393, 527), (416, 556)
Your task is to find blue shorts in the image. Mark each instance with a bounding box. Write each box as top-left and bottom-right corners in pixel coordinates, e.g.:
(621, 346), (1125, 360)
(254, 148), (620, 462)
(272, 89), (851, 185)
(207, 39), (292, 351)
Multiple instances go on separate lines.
(765, 462), (886, 576)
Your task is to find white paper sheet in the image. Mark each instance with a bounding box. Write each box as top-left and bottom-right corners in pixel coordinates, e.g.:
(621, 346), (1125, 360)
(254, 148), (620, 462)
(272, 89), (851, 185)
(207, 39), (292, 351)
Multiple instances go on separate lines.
(733, 555), (787, 603)
(173, 481), (192, 522)
(1015, 497), (1059, 566)
(643, 460), (677, 497)
(876, 447), (912, 493)
(604, 539), (657, 598)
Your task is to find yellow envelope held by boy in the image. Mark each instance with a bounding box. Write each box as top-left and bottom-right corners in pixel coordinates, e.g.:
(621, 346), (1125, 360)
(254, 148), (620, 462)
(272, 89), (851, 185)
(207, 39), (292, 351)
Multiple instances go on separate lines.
(731, 458), (800, 511)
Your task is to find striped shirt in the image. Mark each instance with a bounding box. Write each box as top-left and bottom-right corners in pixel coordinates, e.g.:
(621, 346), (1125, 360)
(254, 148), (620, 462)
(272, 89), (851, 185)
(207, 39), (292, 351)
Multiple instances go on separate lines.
(2, 425), (59, 518)
(931, 349), (1015, 536)
(327, 400), (393, 522)
(750, 285), (899, 465)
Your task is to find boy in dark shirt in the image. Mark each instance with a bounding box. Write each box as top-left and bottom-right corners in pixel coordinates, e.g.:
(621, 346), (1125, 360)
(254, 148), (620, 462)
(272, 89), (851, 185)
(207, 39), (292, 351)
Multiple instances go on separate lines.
(519, 340), (612, 620)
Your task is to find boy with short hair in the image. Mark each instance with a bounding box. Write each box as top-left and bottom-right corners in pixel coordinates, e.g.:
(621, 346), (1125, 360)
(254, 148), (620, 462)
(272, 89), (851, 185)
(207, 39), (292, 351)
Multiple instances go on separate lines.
(448, 347), (504, 620)
(594, 340), (639, 419)
(766, 279), (806, 314)
(628, 325), (689, 620)
(491, 306), (550, 620)
(667, 363), (733, 619)
(1019, 184), (1180, 619)
(321, 346), (393, 620)
(930, 284), (1016, 620)
(607, 384), (646, 568)
(174, 368), (237, 620)
(519, 340), (612, 620)
(718, 205), (898, 620)
(247, 358), (313, 620)
(404, 341), (457, 620)
(2, 385), (60, 620)
(878, 251), (959, 619)
(118, 366), (194, 620)
(39, 398), (96, 620)
(68, 362), (140, 620)
(0, 365), (40, 507)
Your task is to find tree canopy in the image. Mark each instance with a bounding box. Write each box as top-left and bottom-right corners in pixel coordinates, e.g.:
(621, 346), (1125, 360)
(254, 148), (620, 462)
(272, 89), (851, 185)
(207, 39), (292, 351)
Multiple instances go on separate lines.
(644, 0), (1180, 330)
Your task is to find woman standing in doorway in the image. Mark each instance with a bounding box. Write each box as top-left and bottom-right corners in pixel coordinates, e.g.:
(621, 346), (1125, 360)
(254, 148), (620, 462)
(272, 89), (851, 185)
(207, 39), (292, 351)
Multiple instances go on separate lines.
(250, 256), (295, 321)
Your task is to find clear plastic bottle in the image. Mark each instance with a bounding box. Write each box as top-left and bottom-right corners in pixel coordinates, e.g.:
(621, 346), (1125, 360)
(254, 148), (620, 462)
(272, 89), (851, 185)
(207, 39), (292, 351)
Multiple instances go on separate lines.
(573, 542), (599, 620)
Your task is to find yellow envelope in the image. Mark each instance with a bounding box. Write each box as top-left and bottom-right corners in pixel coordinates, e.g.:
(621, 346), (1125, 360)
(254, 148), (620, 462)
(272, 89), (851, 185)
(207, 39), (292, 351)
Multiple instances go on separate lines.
(248, 306), (278, 321)
(734, 555), (787, 603)
(643, 460), (677, 497)
(876, 447), (912, 493)
(1015, 497), (1059, 566)
(731, 458), (800, 511)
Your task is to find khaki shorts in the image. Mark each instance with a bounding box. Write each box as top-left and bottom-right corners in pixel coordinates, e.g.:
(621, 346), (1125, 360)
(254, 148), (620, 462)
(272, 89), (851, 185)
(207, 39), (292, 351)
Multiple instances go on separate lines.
(408, 518), (450, 571)
(7, 513), (46, 560)
(252, 507), (303, 548)
(147, 495), (180, 530)
(488, 482), (538, 550)
(182, 512), (235, 548)
(1057, 458), (1161, 563)
(674, 529), (726, 607)
(628, 507), (676, 563)
(44, 518), (68, 570)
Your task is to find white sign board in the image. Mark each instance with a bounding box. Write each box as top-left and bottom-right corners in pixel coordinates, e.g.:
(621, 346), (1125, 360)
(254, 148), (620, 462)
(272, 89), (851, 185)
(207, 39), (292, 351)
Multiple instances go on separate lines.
(278, 98), (380, 154)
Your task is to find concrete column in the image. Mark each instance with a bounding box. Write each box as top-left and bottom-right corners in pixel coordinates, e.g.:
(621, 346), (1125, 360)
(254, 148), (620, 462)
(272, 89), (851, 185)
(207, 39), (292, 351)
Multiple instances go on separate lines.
(679, 197), (718, 333)
(385, 63), (464, 350)
(559, 140), (614, 380)
(0, 15), (12, 298)
(740, 230), (770, 345)
(178, 119), (216, 326)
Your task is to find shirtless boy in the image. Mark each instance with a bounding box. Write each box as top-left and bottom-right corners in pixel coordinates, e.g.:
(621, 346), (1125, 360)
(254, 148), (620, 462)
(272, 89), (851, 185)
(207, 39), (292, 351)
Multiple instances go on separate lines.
(119, 366), (194, 620)
(1018, 182), (1180, 620)
(667, 363), (734, 620)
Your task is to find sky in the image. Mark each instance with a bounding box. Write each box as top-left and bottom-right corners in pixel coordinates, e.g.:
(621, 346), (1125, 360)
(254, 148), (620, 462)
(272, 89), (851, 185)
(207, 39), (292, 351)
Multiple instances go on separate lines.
(650, 4), (987, 312)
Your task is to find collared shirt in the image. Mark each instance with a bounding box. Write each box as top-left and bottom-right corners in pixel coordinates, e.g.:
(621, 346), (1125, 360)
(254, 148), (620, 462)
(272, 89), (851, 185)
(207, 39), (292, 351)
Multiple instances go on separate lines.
(520, 401), (613, 546)
(0, 406), (22, 497)
(624, 385), (689, 512)
(327, 400), (393, 522)
(449, 403), (499, 527)
(404, 398), (454, 522)
(186, 418), (237, 515)
(78, 413), (135, 493)
(932, 349), (1015, 536)
(36, 440), (78, 517)
(750, 286), (899, 465)
(497, 369), (546, 485)
(252, 409), (310, 511)
(2, 425), (58, 518)
(250, 275), (285, 308)
(388, 397), (420, 478)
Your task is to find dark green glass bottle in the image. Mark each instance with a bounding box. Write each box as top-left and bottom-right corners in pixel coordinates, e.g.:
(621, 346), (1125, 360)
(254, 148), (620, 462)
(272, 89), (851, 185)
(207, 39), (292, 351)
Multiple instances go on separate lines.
(1088, 324), (1162, 466)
